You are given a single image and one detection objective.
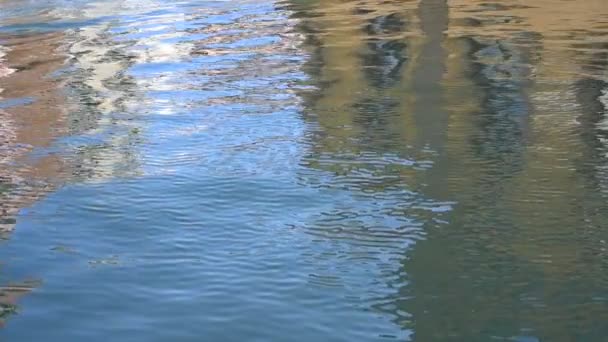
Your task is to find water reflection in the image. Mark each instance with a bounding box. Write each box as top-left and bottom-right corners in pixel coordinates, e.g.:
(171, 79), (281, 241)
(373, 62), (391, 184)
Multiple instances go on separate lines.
(0, 28), (68, 325)
(0, 0), (607, 340)
(0, 31), (67, 234)
(291, 0), (608, 340)
(406, 1), (608, 341)
(291, 0), (450, 336)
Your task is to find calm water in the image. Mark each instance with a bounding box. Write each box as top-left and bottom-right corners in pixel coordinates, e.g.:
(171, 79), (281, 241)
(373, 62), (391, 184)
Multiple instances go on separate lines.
(0, 0), (608, 340)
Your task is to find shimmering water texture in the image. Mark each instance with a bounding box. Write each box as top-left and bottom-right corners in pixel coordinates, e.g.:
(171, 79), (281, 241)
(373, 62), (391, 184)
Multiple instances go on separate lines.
(1, 0), (608, 341)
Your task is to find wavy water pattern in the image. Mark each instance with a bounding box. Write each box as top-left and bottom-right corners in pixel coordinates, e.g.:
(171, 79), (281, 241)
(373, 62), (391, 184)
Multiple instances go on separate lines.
(0, 0), (607, 341)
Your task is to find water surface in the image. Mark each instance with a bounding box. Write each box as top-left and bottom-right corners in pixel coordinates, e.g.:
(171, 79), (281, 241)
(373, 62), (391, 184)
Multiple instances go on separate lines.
(0, 0), (608, 341)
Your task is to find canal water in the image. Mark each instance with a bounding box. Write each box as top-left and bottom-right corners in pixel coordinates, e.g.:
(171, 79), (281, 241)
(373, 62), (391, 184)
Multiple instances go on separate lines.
(1, 0), (607, 341)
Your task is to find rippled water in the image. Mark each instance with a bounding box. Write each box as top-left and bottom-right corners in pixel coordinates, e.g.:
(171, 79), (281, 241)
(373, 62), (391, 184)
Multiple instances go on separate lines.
(1, 0), (608, 340)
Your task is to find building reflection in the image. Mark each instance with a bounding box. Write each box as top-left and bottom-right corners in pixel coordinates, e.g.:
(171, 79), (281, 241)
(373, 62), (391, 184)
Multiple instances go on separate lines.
(0, 1), (149, 325)
(0, 30), (67, 326)
(290, 0), (608, 340)
(0, 31), (67, 235)
(407, 1), (608, 340)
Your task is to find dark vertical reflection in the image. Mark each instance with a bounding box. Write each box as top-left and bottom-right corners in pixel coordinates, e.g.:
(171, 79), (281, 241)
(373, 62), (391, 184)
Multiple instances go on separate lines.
(575, 42), (608, 196)
(403, 2), (608, 341)
(410, 0), (448, 150)
(576, 77), (608, 194)
(403, 33), (537, 340)
(289, 0), (450, 337)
